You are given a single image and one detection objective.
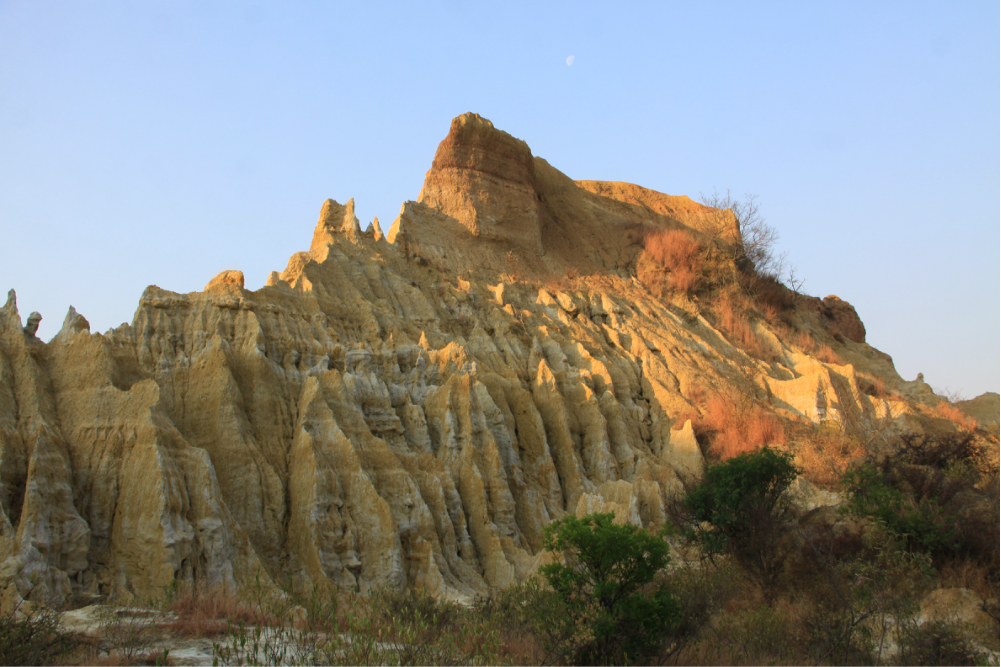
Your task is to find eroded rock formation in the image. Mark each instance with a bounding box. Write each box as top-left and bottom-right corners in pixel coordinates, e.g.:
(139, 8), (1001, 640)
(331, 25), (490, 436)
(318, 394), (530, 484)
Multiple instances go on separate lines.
(0, 113), (986, 609)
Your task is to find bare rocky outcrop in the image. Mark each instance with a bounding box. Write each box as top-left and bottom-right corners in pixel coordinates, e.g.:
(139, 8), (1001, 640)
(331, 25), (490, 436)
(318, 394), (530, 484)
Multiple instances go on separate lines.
(0, 113), (982, 610)
(23, 312), (42, 337)
(418, 112), (543, 254)
(800, 294), (867, 344)
(956, 392), (1000, 433)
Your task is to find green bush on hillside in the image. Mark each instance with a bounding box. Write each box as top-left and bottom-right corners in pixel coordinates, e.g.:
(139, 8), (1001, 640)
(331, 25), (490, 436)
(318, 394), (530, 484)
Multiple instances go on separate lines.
(682, 447), (800, 594)
(842, 462), (959, 558)
(539, 512), (679, 665)
(840, 430), (1001, 568)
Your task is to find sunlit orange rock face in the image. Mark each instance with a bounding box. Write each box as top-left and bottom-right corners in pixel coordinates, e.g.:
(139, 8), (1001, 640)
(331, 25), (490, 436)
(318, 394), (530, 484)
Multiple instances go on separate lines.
(418, 112), (544, 253)
(0, 113), (981, 612)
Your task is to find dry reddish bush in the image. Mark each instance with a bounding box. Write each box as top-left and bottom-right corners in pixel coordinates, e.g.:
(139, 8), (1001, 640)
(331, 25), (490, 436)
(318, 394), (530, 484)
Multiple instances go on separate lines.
(712, 298), (776, 361)
(793, 330), (843, 365)
(167, 588), (269, 638)
(931, 402), (978, 432)
(758, 302), (781, 325)
(795, 330), (817, 354)
(642, 228), (704, 294)
(645, 228), (700, 268)
(856, 374), (894, 400)
(167, 614), (228, 639)
(636, 256), (668, 297)
(793, 425), (865, 488)
(745, 273), (796, 318)
(714, 414), (786, 460)
(938, 558), (999, 602)
(669, 263), (702, 293)
(814, 344), (843, 365)
(543, 277), (567, 293)
(688, 394), (787, 461)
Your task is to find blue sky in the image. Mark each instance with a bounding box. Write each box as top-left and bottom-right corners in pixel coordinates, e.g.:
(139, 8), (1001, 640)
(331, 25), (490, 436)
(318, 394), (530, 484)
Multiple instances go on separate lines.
(1, 1), (997, 397)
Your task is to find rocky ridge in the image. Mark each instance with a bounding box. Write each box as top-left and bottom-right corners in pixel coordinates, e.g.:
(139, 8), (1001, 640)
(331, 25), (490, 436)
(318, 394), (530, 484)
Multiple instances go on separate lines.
(0, 113), (992, 610)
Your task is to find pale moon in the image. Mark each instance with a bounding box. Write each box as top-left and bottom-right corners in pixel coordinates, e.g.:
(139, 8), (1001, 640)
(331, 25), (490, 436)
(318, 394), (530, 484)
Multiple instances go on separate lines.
(566, 55), (575, 66)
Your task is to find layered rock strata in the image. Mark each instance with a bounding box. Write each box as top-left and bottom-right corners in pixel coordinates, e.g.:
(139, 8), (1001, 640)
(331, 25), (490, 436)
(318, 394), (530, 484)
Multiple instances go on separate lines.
(0, 113), (975, 609)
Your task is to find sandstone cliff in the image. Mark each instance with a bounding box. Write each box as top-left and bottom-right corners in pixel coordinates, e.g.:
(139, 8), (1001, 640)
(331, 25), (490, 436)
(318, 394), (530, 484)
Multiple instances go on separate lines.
(0, 112), (989, 609)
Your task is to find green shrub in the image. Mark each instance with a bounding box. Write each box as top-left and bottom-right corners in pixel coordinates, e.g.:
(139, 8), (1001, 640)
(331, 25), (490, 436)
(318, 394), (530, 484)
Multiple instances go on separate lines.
(842, 462), (960, 557)
(539, 512), (679, 665)
(682, 447), (799, 594)
(840, 432), (1000, 579)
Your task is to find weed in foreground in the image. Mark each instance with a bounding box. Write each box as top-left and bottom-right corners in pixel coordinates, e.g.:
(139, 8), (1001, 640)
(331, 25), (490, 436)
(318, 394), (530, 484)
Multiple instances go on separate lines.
(895, 618), (990, 666)
(97, 606), (162, 665)
(167, 587), (266, 638)
(0, 604), (79, 666)
(211, 581), (506, 666)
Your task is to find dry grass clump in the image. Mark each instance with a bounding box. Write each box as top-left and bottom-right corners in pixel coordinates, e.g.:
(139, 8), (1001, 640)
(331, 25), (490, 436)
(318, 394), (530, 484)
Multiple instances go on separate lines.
(858, 373), (892, 399)
(793, 329), (843, 365)
(91, 649), (170, 666)
(502, 250), (522, 283)
(543, 278), (567, 294)
(938, 558), (1000, 603)
(639, 228), (704, 295)
(792, 423), (866, 488)
(745, 273), (797, 326)
(793, 330), (815, 352)
(710, 405), (786, 461)
(711, 297), (776, 361)
(678, 392), (787, 461)
(757, 301), (781, 326)
(814, 344), (843, 365)
(167, 587), (269, 638)
(931, 401), (978, 432)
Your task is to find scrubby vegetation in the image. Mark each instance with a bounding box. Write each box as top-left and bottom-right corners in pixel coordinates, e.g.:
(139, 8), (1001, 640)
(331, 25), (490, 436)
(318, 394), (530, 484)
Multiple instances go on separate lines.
(673, 382), (788, 460)
(844, 432), (999, 567)
(0, 605), (79, 666)
(639, 228), (704, 295)
(7, 430), (997, 666)
(636, 190), (817, 366)
(931, 401), (979, 432)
